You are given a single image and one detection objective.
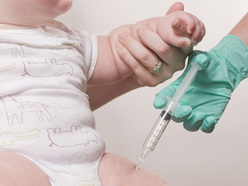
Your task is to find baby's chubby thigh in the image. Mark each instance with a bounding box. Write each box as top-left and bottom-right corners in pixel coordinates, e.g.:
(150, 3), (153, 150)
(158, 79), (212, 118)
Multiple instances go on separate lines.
(0, 151), (51, 186)
(98, 153), (167, 186)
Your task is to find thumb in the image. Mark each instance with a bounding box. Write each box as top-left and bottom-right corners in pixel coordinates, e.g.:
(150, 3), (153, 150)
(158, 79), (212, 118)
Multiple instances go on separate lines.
(166, 2), (184, 15)
(153, 86), (177, 109)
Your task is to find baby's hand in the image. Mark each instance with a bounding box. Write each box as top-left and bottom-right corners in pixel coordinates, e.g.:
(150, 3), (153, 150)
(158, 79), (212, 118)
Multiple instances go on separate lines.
(113, 2), (205, 87)
(156, 11), (205, 53)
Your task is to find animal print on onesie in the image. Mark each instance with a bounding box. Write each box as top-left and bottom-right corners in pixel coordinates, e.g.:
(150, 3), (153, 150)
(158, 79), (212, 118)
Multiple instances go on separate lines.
(0, 20), (105, 186)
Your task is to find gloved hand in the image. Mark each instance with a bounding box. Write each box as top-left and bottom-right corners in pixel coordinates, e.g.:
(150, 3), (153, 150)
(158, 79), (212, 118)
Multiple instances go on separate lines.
(153, 35), (248, 133)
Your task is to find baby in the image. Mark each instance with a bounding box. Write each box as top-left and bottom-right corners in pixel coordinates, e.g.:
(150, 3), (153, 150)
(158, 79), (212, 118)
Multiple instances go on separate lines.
(0, 1), (205, 186)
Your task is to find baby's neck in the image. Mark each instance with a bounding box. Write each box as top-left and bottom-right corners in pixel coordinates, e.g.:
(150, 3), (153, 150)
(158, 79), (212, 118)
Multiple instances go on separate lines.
(0, 23), (39, 30)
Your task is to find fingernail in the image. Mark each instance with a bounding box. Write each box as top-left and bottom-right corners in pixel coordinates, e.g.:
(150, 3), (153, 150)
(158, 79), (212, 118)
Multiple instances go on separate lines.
(173, 19), (184, 31)
(119, 32), (128, 42)
(136, 25), (144, 34)
(115, 41), (123, 49)
(187, 27), (193, 35)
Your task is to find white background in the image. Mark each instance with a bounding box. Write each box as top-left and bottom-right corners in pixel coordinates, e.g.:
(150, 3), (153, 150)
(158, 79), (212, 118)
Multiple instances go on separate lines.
(58, 1), (248, 185)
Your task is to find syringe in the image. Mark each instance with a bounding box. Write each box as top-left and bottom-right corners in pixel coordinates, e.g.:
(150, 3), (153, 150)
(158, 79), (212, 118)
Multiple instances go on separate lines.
(136, 54), (208, 170)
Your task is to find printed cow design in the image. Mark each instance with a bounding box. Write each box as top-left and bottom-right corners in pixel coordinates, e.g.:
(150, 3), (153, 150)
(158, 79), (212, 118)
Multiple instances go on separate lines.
(47, 126), (98, 148)
(23, 58), (73, 77)
(2, 96), (52, 125)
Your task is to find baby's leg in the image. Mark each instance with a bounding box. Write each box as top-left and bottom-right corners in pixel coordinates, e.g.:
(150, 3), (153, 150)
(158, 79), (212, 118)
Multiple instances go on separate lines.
(98, 153), (167, 186)
(0, 151), (51, 186)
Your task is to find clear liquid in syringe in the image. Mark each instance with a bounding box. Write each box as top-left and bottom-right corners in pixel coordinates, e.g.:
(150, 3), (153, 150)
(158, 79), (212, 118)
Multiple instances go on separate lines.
(136, 110), (172, 170)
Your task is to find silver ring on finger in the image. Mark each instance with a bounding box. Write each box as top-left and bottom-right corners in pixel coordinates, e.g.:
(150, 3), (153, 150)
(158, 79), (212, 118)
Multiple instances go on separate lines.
(149, 60), (163, 73)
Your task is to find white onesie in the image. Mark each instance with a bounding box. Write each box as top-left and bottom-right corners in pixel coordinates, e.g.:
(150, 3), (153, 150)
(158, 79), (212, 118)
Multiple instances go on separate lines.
(0, 20), (105, 186)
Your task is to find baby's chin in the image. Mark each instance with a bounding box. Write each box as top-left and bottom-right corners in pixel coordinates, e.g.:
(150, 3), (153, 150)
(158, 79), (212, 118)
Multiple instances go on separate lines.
(53, 0), (73, 16)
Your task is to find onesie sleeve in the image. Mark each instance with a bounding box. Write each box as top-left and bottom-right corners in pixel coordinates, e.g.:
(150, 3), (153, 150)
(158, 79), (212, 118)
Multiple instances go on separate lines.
(86, 34), (98, 80)
(76, 30), (98, 80)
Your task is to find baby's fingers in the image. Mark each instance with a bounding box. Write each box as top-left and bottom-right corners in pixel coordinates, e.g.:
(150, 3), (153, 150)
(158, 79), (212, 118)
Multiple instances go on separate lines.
(172, 18), (190, 37)
(175, 12), (197, 36)
(190, 17), (206, 45)
(157, 12), (197, 48)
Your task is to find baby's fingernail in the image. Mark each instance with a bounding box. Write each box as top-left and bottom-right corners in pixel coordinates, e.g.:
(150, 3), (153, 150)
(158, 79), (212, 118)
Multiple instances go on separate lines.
(173, 19), (184, 31)
(187, 27), (193, 35)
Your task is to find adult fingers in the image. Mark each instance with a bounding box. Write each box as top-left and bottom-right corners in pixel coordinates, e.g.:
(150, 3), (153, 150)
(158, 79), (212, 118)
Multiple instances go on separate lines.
(200, 116), (217, 133)
(183, 111), (204, 132)
(137, 25), (186, 72)
(116, 35), (166, 87)
(172, 105), (192, 122)
(153, 86), (177, 109)
(118, 32), (161, 71)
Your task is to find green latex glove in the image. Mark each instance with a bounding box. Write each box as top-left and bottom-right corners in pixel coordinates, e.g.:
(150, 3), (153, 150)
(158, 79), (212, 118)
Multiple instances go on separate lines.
(154, 35), (248, 133)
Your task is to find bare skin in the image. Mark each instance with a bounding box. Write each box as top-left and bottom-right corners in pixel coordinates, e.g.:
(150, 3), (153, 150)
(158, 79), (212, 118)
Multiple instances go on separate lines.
(229, 13), (248, 46)
(87, 2), (205, 110)
(0, 2), (247, 186)
(0, 151), (51, 186)
(97, 12), (248, 186)
(98, 153), (167, 186)
(0, 1), (204, 186)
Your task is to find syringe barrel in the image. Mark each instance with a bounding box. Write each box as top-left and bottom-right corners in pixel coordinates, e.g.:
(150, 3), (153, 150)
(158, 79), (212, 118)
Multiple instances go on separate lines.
(143, 99), (175, 151)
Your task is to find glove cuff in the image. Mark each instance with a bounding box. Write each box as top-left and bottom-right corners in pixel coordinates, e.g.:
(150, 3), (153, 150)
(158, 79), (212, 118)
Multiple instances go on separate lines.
(210, 35), (248, 89)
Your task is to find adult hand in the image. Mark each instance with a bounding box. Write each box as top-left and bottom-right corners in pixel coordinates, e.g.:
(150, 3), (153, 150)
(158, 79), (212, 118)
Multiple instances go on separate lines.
(115, 2), (205, 87)
(154, 35), (248, 133)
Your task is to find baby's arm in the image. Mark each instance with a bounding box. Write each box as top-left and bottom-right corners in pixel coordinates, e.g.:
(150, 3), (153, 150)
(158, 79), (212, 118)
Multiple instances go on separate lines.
(87, 3), (205, 110)
(88, 8), (205, 86)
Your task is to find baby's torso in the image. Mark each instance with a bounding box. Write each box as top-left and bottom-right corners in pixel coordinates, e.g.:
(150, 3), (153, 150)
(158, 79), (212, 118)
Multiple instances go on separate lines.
(0, 21), (105, 183)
